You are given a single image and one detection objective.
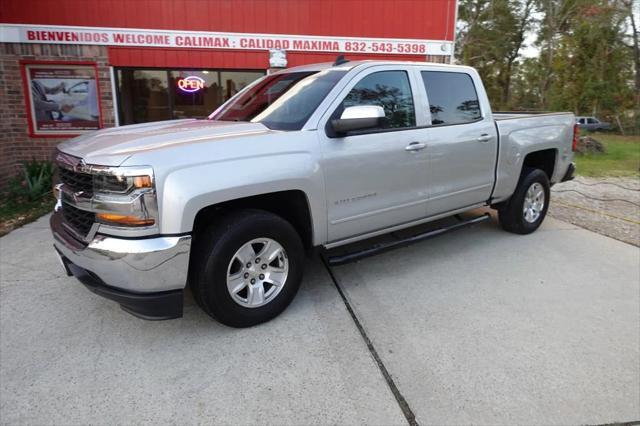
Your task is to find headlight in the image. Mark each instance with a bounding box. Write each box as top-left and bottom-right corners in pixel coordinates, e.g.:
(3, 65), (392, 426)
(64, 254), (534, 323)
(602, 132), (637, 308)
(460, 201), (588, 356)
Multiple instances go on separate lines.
(54, 150), (159, 236)
(93, 174), (153, 194)
(91, 166), (158, 228)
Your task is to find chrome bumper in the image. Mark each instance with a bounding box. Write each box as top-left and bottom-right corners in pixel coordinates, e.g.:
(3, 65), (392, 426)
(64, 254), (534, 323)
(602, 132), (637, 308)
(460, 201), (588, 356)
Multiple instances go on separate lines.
(50, 211), (191, 294)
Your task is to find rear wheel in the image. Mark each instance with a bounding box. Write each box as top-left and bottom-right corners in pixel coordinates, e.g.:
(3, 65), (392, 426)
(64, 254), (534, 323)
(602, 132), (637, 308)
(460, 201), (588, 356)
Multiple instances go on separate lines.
(190, 209), (304, 327)
(498, 168), (550, 234)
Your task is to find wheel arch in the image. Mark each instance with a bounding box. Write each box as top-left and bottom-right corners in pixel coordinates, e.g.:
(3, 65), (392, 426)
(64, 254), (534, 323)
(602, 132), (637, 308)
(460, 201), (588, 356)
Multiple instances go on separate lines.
(191, 190), (315, 251)
(492, 148), (557, 209)
(521, 148), (557, 181)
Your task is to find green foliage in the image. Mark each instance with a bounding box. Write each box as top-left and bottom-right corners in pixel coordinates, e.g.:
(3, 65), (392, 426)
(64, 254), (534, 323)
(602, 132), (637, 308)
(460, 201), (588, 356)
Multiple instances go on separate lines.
(7, 159), (54, 201)
(0, 195), (53, 236)
(457, 0), (637, 130)
(574, 133), (640, 176)
(543, 1), (634, 115)
(457, 0), (537, 110)
(0, 159), (55, 235)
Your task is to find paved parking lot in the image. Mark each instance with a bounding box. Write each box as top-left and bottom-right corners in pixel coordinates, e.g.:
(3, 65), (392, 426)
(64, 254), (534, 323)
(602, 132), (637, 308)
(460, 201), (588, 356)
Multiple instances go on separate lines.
(1, 212), (639, 425)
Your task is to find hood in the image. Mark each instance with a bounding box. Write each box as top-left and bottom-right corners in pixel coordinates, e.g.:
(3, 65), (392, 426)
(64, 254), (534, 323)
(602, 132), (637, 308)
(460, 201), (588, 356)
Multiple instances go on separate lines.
(56, 119), (272, 166)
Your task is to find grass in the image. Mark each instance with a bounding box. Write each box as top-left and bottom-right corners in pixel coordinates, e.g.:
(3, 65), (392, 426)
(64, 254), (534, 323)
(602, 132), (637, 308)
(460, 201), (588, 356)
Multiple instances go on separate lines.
(0, 194), (54, 237)
(575, 133), (640, 177)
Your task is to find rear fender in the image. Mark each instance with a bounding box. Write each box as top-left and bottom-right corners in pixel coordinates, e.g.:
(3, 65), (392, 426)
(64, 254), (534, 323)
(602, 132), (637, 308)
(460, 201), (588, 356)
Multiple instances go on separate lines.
(493, 115), (574, 202)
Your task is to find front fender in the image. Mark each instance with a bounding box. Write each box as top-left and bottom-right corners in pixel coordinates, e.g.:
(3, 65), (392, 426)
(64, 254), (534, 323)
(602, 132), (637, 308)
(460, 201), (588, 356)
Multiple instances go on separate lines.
(158, 152), (327, 245)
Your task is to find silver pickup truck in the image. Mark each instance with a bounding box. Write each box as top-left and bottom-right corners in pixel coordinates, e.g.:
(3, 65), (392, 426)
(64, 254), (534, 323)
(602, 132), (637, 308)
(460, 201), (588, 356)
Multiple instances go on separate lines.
(50, 59), (576, 327)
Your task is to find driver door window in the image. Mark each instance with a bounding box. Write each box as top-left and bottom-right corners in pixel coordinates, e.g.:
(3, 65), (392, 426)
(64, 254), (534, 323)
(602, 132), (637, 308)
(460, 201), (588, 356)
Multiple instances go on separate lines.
(340, 71), (416, 131)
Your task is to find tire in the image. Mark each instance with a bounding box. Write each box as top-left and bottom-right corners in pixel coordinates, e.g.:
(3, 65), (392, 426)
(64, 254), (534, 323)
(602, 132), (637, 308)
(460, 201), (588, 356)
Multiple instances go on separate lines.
(498, 168), (550, 234)
(190, 209), (304, 328)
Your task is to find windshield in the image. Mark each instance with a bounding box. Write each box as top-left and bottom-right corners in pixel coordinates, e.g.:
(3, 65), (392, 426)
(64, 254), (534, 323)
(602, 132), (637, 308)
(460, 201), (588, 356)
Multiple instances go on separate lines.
(209, 69), (347, 130)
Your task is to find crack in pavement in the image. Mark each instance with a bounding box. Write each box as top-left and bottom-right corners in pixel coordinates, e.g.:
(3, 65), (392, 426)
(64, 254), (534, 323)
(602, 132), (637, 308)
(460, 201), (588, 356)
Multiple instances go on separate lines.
(320, 254), (418, 426)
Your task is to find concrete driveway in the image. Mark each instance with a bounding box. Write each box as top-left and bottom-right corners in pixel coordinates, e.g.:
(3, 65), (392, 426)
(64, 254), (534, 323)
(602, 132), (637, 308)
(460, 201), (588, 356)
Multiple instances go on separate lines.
(1, 212), (638, 425)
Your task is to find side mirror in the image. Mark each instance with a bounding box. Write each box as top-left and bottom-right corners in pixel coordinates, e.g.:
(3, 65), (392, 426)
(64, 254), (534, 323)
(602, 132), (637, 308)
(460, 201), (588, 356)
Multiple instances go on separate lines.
(331, 105), (385, 134)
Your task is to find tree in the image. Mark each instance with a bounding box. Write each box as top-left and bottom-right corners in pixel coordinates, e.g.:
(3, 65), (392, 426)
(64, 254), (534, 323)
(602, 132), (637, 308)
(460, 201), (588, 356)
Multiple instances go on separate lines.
(457, 0), (538, 109)
(543, 1), (634, 117)
(620, 0), (639, 106)
(533, 0), (581, 108)
(457, 0), (636, 128)
(496, 0), (536, 108)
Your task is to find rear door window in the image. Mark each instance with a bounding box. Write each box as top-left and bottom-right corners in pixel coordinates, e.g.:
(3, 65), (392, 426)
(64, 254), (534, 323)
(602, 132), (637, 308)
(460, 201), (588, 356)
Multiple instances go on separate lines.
(420, 71), (481, 125)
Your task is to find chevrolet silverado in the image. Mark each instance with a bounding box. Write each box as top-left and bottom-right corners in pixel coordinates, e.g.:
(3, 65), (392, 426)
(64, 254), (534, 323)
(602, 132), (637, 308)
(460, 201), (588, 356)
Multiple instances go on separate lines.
(51, 59), (577, 327)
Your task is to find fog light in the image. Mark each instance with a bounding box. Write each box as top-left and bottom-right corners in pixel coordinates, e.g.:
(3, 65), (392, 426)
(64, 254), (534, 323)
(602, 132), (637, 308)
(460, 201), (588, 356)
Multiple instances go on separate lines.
(96, 213), (155, 227)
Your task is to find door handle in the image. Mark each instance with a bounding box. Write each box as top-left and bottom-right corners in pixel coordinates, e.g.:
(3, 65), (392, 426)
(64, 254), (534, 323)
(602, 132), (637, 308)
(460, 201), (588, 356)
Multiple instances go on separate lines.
(477, 134), (492, 142)
(405, 142), (426, 152)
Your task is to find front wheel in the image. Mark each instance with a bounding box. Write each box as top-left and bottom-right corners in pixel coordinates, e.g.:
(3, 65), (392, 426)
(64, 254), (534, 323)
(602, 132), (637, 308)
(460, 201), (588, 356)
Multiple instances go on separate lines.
(498, 168), (550, 234)
(190, 209), (304, 327)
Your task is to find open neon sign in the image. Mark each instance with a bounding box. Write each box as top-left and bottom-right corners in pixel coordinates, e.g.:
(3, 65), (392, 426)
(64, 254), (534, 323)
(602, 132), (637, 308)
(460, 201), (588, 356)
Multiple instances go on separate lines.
(177, 75), (205, 93)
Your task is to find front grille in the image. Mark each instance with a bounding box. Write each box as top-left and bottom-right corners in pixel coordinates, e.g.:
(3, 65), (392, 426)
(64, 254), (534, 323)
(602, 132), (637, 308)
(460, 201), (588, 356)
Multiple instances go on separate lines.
(59, 167), (93, 196)
(61, 203), (95, 238)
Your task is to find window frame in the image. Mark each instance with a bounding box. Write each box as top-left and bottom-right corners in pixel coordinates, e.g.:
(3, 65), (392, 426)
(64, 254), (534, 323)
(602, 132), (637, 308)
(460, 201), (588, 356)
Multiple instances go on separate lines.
(322, 66), (424, 138)
(418, 69), (485, 128)
(113, 66), (265, 125)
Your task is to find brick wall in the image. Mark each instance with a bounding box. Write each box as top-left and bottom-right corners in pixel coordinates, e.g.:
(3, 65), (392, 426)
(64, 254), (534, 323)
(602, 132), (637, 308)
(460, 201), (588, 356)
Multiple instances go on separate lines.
(0, 43), (115, 188)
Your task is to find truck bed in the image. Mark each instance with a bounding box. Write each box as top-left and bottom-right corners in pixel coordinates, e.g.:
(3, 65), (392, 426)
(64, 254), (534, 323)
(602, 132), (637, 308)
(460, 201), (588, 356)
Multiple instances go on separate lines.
(493, 111), (572, 121)
(490, 111), (575, 204)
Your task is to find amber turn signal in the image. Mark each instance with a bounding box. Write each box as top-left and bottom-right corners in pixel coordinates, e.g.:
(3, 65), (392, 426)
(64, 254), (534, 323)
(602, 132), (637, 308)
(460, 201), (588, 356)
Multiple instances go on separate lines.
(96, 213), (155, 226)
(52, 183), (61, 201)
(133, 175), (153, 188)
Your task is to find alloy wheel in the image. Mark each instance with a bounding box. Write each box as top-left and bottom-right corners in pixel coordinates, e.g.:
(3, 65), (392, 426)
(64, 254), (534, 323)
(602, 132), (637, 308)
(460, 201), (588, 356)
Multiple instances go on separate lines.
(226, 238), (289, 308)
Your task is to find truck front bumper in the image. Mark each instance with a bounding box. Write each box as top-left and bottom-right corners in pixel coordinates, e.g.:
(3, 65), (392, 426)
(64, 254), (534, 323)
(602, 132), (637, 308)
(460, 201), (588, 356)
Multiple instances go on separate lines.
(50, 211), (191, 320)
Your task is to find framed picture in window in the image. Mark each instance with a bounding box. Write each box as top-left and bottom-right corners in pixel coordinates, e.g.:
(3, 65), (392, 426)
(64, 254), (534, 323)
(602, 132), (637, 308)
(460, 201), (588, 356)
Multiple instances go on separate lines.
(20, 61), (103, 137)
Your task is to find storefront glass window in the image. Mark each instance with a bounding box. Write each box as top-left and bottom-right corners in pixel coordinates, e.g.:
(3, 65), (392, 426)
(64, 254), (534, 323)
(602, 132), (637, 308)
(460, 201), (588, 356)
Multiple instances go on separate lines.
(220, 71), (263, 103)
(117, 70), (171, 124)
(116, 68), (264, 125)
(169, 70), (221, 120)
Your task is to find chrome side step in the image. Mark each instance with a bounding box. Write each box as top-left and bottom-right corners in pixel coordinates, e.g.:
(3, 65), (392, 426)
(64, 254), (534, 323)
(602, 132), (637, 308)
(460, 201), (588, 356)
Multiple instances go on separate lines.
(324, 213), (491, 266)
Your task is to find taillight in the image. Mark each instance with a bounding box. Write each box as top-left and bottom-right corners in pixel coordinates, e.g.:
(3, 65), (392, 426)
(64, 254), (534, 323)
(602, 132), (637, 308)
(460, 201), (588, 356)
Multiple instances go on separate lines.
(572, 123), (579, 151)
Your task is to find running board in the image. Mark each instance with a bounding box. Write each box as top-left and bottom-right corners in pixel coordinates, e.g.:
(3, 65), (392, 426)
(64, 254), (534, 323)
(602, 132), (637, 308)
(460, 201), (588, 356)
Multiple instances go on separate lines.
(325, 213), (491, 266)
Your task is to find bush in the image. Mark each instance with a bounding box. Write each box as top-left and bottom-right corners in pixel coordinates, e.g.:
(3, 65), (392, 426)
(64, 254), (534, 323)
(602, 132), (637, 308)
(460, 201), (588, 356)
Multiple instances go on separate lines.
(575, 136), (606, 155)
(7, 159), (54, 201)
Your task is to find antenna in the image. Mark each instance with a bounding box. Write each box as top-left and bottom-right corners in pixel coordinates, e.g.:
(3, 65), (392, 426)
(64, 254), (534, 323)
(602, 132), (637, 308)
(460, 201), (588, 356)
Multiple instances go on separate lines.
(333, 55), (349, 66)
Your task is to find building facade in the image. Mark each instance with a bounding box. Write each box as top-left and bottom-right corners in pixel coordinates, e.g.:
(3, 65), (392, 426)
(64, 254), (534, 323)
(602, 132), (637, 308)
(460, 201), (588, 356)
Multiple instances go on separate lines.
(0, 0), (457, 185)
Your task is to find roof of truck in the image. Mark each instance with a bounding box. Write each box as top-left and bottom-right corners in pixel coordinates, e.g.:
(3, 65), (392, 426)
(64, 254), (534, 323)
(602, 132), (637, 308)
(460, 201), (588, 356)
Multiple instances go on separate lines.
(276, 60), (476, 74)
